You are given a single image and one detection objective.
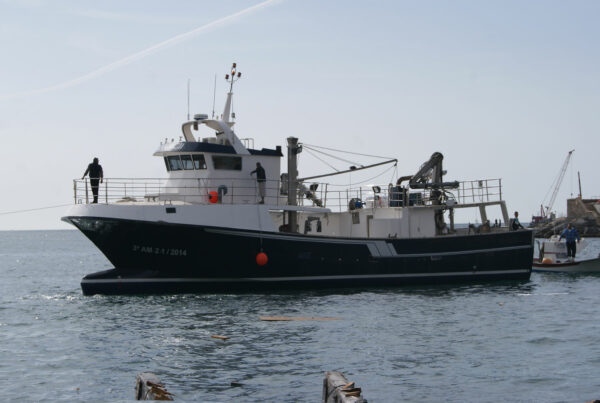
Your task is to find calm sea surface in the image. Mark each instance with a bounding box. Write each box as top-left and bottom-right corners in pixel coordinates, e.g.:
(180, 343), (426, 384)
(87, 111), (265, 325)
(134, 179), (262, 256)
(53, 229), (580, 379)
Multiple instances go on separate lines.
(1, 230), (599, 402)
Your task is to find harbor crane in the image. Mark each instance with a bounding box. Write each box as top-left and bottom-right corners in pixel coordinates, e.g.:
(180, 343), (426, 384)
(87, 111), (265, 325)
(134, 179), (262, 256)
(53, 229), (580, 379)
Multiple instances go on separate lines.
(540, 149), (574, 219)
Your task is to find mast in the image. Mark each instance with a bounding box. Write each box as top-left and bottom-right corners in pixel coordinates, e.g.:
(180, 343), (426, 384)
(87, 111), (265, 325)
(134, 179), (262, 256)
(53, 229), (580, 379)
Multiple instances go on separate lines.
(205, 62), (248, 154)
(287, 137), (300, 233)
(223, 63), (241, 122)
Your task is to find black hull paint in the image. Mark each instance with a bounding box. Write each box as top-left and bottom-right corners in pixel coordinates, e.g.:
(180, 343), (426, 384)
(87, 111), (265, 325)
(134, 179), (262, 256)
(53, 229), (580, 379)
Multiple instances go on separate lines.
(65, 216), (534, 295)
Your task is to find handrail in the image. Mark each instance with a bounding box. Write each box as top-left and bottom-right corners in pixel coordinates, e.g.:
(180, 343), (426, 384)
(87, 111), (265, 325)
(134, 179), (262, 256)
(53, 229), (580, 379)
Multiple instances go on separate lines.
(72, 177), (504, 213)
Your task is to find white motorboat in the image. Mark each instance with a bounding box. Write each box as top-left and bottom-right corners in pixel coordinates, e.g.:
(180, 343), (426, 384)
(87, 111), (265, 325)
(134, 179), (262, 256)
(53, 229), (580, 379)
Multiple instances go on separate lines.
(533, 235), (600, 272)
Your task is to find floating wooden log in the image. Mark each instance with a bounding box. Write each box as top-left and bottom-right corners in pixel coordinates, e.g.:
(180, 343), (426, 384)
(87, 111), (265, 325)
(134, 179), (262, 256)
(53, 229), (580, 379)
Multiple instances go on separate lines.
(259, 316), (342, 321)
(135, 373), (173, 401)
(211, 335), (230, 340)
(322, 371), (366, 403)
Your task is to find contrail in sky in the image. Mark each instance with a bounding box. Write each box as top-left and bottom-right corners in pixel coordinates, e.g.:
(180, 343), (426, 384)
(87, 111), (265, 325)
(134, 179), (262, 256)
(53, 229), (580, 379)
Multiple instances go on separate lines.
(1, 0), (280, 101)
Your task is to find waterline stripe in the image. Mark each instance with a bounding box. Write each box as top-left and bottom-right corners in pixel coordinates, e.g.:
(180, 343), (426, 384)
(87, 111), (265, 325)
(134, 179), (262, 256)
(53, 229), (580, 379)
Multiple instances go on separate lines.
(82, 269), (531, 284)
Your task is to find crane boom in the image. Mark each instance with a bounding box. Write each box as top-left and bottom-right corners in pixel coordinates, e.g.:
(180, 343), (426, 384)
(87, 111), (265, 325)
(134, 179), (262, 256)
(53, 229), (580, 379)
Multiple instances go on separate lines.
(545, 149), (574, 216)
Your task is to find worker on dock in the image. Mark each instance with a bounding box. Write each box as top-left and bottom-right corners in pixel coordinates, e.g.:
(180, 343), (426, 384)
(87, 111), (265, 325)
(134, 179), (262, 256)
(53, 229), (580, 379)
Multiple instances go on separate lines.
(559, 223), (581, 261)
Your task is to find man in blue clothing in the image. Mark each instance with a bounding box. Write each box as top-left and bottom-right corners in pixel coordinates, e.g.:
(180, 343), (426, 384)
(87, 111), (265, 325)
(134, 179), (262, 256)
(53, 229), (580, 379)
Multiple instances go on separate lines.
(559, 223), (581, 261)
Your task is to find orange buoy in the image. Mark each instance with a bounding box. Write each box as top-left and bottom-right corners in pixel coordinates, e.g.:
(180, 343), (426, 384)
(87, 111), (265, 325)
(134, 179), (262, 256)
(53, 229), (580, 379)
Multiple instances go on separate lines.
(208, 191), (218, 204)
(256, 252), (268, 266)
(542, 257), (553, 264)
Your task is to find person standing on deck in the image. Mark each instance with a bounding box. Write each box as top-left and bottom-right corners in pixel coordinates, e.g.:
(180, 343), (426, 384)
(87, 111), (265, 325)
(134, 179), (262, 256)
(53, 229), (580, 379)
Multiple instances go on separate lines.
(511, 211), (524, 230)
(82, 157), (104, 203)
(250, 162), (266, 204)
(559, 223), (581, 261)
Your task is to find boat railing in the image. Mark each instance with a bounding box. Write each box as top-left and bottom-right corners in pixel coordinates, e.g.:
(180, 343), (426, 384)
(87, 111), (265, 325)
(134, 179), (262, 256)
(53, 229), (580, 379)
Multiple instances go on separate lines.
(306, 178), (504, 211)
(72, 177), (503, 211)
(73, 178), (288, 206)
(455, 178), (503, 205)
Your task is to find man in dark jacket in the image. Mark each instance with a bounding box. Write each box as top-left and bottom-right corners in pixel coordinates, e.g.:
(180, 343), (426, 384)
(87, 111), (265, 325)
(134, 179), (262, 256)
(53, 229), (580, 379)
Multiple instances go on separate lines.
(250, 162), (266, 204)
(559, 223), (581, 261)
(82, 157), (104, 203)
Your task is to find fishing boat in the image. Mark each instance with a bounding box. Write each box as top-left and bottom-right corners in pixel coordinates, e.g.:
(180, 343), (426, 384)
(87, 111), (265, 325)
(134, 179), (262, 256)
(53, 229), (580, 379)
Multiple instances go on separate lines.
(62, 63), (534, 295)
(533, 236), (600, 272)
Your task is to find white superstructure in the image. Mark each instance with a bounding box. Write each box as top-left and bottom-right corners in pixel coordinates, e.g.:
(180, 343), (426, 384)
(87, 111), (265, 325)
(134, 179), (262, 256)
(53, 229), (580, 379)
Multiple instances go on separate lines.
(68, 63), (511, 240)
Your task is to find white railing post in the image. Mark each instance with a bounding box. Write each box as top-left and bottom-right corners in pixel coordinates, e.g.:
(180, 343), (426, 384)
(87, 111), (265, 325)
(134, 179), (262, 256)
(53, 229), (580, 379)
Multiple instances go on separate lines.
(105, 180), (108, 203)
(499, 178), (502, 201)
(346, 189), (349, 210)
(85, 179), (89, 204)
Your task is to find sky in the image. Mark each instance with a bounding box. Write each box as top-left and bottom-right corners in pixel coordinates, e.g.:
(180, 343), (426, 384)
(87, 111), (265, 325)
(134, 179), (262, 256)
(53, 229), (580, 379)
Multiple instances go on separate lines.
(1, 0), (599, 230)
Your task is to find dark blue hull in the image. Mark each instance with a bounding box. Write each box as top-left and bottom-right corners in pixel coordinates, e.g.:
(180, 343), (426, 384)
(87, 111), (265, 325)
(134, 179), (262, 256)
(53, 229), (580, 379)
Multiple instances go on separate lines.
(64, 216), (534, 295)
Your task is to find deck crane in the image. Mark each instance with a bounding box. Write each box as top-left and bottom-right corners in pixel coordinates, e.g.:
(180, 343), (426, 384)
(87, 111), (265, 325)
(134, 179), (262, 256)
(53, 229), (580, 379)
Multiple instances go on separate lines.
(542, 149), (574, 218)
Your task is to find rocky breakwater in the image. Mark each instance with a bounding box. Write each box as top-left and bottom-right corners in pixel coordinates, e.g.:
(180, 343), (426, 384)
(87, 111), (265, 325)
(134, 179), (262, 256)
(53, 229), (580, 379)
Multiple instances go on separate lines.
(532, 198), (600, 238)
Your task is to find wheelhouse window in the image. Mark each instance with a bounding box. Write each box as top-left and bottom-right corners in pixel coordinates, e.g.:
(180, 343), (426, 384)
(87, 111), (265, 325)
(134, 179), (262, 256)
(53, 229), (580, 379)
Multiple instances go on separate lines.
(212, 155), (242, 170)
(164, 155), (207, 171)
(166, 156), (183, 171)
(181, 155), (194, 170)
(192, 154), (207, 169)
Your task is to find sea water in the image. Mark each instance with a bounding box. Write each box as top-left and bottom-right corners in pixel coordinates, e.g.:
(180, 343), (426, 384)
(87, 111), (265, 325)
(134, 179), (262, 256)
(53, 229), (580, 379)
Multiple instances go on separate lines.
(0, 230), (599, 402)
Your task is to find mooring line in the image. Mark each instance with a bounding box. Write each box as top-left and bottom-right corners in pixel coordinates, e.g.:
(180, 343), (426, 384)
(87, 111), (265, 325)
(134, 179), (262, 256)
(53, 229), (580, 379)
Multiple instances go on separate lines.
(0, 204), (72, 215)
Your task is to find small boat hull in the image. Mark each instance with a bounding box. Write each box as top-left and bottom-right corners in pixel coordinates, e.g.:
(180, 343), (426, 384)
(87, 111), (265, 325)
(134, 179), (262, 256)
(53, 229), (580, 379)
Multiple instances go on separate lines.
(532, 257), (600, 273)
